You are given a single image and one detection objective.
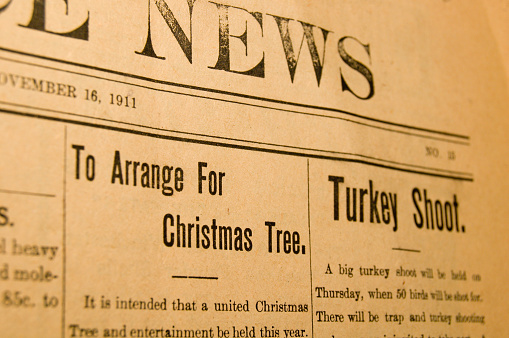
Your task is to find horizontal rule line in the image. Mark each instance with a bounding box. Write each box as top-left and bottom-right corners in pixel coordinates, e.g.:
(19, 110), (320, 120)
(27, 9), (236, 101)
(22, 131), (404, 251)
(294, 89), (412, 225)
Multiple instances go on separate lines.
(0, 100), (473, 177)
(0, 108), (474, 181)
(392, 247), (421, 253)
(0, 55), (469, 147)
(0, 188), (56, 198)
(0, 46), (469, 141)
(172, 276), (219, 280)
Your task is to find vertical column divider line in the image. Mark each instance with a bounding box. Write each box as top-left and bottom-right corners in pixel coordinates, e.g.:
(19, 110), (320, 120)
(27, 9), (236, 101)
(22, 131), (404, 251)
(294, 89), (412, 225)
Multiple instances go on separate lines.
(307, 159), (314, 337)
(62, 125), (67, 338)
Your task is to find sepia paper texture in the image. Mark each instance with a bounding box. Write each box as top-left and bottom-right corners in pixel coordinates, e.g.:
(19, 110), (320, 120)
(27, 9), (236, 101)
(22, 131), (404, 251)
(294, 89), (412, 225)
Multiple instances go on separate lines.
(0, 0), (508, 337)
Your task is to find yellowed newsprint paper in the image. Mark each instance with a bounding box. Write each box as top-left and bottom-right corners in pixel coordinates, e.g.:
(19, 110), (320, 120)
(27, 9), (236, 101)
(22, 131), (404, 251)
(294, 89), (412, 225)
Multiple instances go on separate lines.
(1, 0), (508, 337)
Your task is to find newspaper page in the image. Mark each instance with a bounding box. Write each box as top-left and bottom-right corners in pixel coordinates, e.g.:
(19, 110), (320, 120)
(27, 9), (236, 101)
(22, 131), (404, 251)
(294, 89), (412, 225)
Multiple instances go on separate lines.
(0, 0), (508, 337)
